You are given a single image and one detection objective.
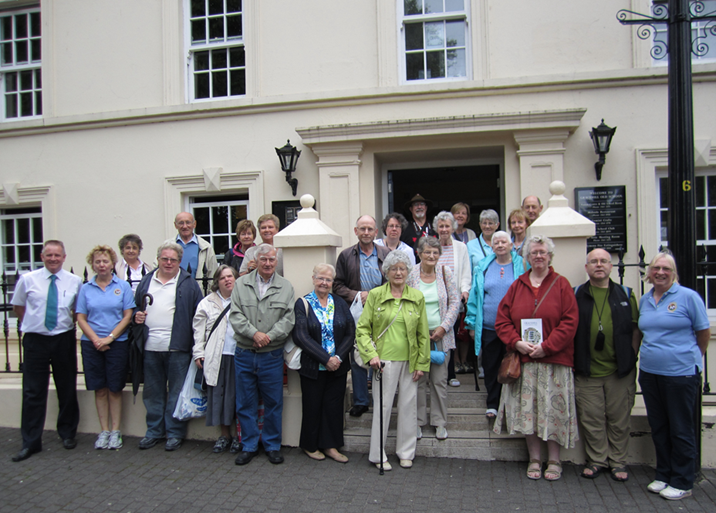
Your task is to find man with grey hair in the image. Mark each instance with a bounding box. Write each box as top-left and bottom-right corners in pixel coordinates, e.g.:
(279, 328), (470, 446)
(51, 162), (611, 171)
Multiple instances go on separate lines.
(334, 215), (390, 417)
(166, 211), (218, 289)
(230, 244), (295, 466)
(522, 196), (543, 223)
(134, 242), (203, 451)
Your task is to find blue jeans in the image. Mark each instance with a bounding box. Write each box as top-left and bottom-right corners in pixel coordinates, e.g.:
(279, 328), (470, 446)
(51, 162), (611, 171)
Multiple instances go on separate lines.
(235, 347), (284, 452)
(143, 351), (192, 439)
(350, 355), (370, 407)
(639, 369), (700, 490)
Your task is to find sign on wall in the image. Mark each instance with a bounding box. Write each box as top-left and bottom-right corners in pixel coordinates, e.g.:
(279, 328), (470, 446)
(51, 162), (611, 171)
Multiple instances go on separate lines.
(574, 186), (627, 253)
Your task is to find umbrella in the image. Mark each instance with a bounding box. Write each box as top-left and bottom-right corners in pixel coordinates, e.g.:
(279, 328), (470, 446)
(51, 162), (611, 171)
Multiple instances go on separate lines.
(128, 293), (153, 400)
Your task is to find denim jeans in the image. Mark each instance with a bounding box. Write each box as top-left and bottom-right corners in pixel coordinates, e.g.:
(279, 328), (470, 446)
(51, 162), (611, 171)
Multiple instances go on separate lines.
(235, 347), (284, 452)
(639, 369), (700, 490)
(143, 351), (192, 439)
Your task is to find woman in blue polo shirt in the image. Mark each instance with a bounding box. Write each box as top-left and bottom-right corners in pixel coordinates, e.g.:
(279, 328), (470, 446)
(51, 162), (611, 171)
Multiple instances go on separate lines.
(638, 251), (711, 501)
(77, 245), (136, 450)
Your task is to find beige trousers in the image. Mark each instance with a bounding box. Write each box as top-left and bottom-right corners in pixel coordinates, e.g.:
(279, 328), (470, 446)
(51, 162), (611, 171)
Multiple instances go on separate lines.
(417, 339), (448, 428)
(574, 368), (636, 468)
(369, 360), (418, 463)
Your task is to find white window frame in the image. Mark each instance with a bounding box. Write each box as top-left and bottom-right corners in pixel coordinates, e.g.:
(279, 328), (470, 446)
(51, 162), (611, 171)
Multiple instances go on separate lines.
(0, 5), (42, 120)
(188, 196), (249, 263)
(184, 0), (246, 103)
(398, 0), (471, 84)
(652, 0), (716, 66)
(0, 207), (43, 275)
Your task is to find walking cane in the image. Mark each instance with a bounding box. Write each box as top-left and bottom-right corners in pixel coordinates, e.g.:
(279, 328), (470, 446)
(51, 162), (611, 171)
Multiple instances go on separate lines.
(378, 361), (385, 475)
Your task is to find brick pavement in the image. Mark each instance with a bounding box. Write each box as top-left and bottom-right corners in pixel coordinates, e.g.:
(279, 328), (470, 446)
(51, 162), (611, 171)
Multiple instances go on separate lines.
(2, 427), (716, 513)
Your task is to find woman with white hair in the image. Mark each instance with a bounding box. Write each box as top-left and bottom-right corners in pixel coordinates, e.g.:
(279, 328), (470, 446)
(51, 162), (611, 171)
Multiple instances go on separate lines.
(356, 250), (430, 470)
(293, 264), (355, 463)
(465, 231), (526, 419)
(638, 252), (710, 500)
(467, 209), (500, 270)
(493, 235), (579, 481)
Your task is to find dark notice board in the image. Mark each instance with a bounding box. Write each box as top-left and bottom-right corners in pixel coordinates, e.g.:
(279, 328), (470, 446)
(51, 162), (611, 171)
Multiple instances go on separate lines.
(574, 186), (627, 253)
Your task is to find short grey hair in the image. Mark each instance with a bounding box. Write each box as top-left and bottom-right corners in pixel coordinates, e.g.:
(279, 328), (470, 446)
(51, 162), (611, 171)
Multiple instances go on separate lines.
(479, 209), (499, 224)
(312, 263), (336, 279)
(417, 236), (442, 256)
(433, 211), (457, 232)
(156, 241), (183, 261)
(255, 243), (277, 258)
(491, 230), (511, 244)
(382, 250), (413, 275)
(522, 235), (555, 262)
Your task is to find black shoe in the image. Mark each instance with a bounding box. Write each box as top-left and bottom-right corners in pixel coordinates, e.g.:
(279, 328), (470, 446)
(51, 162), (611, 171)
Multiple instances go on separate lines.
(62, 438), (77, 450)
(165, 438), (183, 451)
(229, 438), (242, 454)
(235, 450), (258, 466)
(213, 436), (231, 453)
(266, 450), (284, 464)
(138, 437), (160, 450)
(349, 405), (369, 417)
(11, 447), (40, 462)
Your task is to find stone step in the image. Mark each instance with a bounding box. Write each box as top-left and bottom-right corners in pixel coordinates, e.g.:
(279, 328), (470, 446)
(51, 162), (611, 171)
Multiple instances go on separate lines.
(346, 407), (493, 431)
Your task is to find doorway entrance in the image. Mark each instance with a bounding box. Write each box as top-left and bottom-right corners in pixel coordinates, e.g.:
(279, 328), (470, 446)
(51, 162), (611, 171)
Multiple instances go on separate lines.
(388, 164), (502, 234)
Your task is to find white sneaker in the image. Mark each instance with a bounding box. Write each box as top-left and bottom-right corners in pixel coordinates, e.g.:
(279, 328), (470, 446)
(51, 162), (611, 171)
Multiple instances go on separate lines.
(436, 426), (448, 440)
(95, 430), (110, 450)
(375, 461), (392, 471)
(660, 486), (692, 500)
(400, 459), (413, 468)
(417, 426), (423, 440)
(647, 480), (668, 493)
(448, 378), (460, 387)
(108, 430), (123, 450)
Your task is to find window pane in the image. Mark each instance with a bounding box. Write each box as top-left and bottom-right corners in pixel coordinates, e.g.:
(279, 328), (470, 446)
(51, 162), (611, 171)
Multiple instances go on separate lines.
(710, 209), (716, 240)
(425, 0), (443, 14)
(227, 0), (242, 13)
(445, 0), (464, 11)
(191, 0), (206, 17)
(229, 46), (245, 67)
(697, 208), (705, 240)
(194, 207), (210, 233)
(426, 50), (445, 78)
(230, 205), (247, 227)
(406, 52), (424, 80)
(4, 246), (15, 264)
(20, 91), (32, 116)
(709, 176), (716, 205)
(15, 40), (28, 63)
(5, 94), (17, 117)
(31, 38), (40, 61)
(19, 70), (32, 90)
(215, 235), (229, 255)
(1, 17), (11, 41)
(696, 175), (705, 207)
(30, 12), (40, 37)
(446, 48), (466, 77)
(446, 20), (464, 47)
(3, 219), (14, 244)
(209, 16), (224, 40)
(405, 23), (423, 50)
(35, 91), (41, 115)
(195, 72), (210, 98)
(425, 22), (444, 49)
(195, 50), (209, 71)
(192, 19), (206, 43)
(212, 206), (229, 233)
(660, 209), (668, 241)
(33, 244), (42, 264)
(659, 177), (667, 205)
(708, 276), (716, 309)
(2, 42), (12, 65)
(17, 218), (29, 244)
(404, 0), (422, 15)
(227, 14), (242, 38)
(5, 71), (17, 91)
(15, 13), (27, 39)
(32, 217), (42, 242)
(209, 0), (223, 16)
(35, 69), (41, 87)
(230, 69), (245, 95)
(212, 70), (227, 97)
(211, 48), (227, 69)
(18, 245), (29, 263)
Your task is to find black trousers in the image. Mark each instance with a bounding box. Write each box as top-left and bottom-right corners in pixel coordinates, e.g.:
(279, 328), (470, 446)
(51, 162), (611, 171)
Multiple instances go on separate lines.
(21, 331), (80, 450)
(299, 371), (347, 452)
(481, 329), (506, 411)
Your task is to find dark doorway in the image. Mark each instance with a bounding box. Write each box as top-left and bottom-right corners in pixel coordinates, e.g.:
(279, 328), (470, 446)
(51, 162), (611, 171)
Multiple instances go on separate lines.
(389, 164), (501, 234)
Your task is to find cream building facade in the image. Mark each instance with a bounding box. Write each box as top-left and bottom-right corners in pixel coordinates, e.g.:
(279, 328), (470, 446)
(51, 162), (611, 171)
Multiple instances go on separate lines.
(1, 0), (716, 314)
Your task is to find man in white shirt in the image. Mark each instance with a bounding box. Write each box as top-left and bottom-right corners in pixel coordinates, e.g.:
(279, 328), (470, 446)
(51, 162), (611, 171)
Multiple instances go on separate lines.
(134, 242), (203, 451)
(11, 240), (83, 462)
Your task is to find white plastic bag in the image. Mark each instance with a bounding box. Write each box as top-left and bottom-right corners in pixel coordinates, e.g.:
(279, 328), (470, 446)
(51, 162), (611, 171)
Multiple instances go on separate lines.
(350, 293), (364, 324)
(173, 361), (208, 421)
(284, 337), (302, 370)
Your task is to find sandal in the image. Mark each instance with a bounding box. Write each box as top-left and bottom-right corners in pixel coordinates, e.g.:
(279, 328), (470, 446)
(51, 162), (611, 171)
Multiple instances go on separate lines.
(526, 459), (542, 480)
(581, 464), (604, 479)
(610, 466), (629, 482)
(545, 461), (562, 481)
(485, 408), (497, 419)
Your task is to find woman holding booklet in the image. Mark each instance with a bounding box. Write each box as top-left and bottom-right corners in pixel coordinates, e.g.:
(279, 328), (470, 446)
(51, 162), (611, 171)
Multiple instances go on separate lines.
(492, 235), (579, 481)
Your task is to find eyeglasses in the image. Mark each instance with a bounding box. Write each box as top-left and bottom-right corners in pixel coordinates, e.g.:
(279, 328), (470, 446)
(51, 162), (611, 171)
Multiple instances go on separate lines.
(588, 259), (611, 265)
(158, 257), (179, 264)
(258, 257), (277, 263)
(530, 251), (549, 257)
(175, 221), (194, 226)
(314, 277), (333, 283)
(480, 221), (496, 227)
(651, 266), (673, 273)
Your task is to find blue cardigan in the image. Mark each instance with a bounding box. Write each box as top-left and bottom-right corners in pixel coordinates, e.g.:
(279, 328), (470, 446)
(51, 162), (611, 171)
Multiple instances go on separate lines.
(465, 251), (526, 355)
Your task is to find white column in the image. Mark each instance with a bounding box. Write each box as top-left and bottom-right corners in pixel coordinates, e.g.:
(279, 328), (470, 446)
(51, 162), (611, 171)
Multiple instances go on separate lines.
(514, 129), (570, 207)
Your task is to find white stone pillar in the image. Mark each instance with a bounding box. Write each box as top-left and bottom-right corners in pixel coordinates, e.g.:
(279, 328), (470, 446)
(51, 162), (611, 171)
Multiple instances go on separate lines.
(514, 129), (570, 208)
(273, 194), (343, 447)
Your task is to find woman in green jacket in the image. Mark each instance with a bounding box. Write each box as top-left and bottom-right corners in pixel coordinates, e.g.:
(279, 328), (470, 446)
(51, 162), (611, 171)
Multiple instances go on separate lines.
(356, 250), (430, 471)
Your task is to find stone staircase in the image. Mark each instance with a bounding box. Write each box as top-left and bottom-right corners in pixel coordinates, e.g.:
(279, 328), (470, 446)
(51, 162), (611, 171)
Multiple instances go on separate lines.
(342, 372), (528, 461)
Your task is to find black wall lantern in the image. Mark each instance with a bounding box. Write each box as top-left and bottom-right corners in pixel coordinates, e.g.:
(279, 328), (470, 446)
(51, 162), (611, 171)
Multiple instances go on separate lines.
(589, 119), (617, 181)
(276, 140), (301, 196)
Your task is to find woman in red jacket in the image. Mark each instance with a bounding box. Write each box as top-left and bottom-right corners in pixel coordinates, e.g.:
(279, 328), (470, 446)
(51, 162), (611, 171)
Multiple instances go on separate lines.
(493, 235), (579, 481)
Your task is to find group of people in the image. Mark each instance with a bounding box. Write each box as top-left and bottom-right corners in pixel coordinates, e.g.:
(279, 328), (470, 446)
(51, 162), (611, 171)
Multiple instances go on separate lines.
(8, 198), (710, 502)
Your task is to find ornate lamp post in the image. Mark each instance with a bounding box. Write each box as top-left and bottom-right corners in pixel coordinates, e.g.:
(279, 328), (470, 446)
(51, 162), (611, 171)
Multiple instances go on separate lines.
(589, 119), (617, 181)
(276, 140), (301, 196)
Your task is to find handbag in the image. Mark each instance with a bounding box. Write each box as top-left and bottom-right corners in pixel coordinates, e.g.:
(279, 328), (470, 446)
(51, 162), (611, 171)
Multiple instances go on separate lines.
(283, 297), (308, 370)
(353, 301), (403, 370)
(430, 340), (445, 365)
(195, 303), (231, 392)
(496, 276), (560, 385)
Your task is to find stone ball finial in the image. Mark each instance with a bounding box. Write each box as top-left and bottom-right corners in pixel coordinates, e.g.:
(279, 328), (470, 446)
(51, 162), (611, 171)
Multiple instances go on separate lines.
(549, 180), (566, 196)
(300, 194), (315, 209)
